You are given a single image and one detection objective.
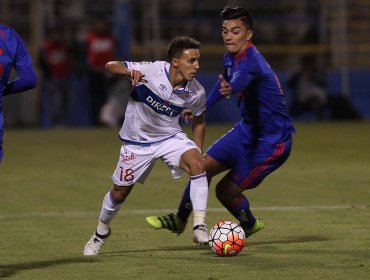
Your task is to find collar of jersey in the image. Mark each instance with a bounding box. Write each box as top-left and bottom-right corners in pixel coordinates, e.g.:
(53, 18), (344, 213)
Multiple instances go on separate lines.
(164, 64), (189, 94)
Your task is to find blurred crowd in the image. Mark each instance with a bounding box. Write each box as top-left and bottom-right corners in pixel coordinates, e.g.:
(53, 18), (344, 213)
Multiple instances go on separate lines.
(38, 16), (130, 128)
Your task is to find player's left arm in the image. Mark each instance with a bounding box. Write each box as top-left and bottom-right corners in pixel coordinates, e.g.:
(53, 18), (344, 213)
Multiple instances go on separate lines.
(4, 66), (37, 96)
(191, 112), (206, 152)
(4, 30), (38, 96)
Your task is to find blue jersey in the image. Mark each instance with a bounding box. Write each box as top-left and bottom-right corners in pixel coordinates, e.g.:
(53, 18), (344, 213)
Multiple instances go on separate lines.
(0, 24), (33, 98)
(0, 24), (34, 161)
(208, 43), (295, 144)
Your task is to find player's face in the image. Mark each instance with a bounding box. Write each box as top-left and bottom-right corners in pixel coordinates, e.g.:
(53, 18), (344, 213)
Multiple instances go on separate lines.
(176, 49), (200, 81)
(222, 18), (253, 56)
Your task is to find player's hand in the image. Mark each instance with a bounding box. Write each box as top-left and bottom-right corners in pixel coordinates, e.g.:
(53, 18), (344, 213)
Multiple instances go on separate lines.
(219, 74), (232, 99)
(181, 108), (193, 124)
(129, 70), (148, 86)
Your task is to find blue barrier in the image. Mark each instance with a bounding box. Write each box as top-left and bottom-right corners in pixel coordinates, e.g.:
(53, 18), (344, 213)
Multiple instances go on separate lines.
(197, 70), (370, 123)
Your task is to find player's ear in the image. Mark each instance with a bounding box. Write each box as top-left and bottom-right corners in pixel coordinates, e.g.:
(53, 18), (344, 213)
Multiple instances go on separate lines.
(246, 29), (253, 41)
(171, 58), (179, 68)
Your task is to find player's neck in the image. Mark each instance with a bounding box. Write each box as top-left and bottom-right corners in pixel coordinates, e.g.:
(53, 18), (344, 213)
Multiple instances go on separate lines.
(168, 67), (186, 88)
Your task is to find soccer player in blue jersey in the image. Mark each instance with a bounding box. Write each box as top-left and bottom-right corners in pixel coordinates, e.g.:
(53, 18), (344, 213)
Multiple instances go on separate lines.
(0, 24), (37, 163)
(146, 6), (296, 239)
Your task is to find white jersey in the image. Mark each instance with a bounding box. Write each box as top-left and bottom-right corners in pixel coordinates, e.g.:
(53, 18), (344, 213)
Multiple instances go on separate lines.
(119, 61), (206, 144)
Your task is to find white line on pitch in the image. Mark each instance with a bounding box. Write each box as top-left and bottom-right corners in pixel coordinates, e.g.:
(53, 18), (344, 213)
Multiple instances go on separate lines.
(0, 205), (368, 219)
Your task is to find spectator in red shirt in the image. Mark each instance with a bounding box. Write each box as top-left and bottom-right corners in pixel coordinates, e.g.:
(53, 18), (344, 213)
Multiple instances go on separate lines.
(86, 16), (117, 125)
(39, 26), (72, 126)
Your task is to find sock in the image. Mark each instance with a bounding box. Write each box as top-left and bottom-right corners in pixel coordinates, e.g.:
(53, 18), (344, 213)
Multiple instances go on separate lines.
(176, 181), (193, 222)
(227, 194), (256, 229)
(193, 210), (206, 227)
(189, 172), (208, 227)
(96, 191), (122, 235)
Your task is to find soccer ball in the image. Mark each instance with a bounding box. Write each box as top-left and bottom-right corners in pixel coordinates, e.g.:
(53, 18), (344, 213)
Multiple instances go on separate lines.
(208, 220), (246, 257)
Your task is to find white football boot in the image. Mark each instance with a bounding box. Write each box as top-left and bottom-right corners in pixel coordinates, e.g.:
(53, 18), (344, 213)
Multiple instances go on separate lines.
(83, 229), (111, 256)
(193, 224), (208, 245)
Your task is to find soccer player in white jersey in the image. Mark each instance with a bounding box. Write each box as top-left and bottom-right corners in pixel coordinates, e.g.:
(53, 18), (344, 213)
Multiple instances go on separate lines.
(83, 36), (209, 256)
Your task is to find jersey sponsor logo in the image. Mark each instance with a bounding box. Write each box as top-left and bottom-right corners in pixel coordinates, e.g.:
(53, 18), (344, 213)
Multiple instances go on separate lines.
(131, 85), (183, 117)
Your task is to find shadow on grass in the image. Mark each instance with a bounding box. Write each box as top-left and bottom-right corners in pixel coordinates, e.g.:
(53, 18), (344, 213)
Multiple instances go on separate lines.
(104, 234), (328, 256)
(104, 244), (208, 256)
(0, 257), (97, 278)
(250, 235), (329, 246)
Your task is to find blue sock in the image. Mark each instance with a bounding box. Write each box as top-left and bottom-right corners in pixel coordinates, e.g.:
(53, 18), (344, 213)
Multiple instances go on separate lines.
(177, 181), (193, 222)
(227, 194), (256, 229)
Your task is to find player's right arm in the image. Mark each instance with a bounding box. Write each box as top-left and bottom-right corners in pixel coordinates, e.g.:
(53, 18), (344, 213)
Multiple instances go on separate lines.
(105, 61), (145, 86)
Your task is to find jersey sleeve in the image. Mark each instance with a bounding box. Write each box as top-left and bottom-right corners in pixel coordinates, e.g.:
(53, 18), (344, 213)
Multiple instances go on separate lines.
(124, 61), (157, 73)
(188, 80), (206, 116)
(229, 69), (255, 94)
(11, 29), (33, 71)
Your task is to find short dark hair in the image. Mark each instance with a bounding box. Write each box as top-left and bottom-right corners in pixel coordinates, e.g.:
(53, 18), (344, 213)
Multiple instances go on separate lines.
(220, 6), (253, 30)
(167, 36), (201, 60)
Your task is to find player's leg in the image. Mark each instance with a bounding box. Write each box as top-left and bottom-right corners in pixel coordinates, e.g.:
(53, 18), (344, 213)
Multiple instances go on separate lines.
(214, 177), (264, 238)
(175, 154), (229, 224)
(84, 143), (153, 256)
(146, 154), (227, 234)
(83, 184), (134, 256)
(178, 147), (209, 243)
(146, 127), (236, 235)
(219, 138), (293, 238)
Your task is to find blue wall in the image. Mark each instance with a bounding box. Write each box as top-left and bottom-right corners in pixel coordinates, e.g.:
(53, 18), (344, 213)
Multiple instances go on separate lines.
(197, 70), (370, 123)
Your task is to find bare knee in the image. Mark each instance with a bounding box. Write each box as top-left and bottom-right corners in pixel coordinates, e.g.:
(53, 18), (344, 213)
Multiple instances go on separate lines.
(179, 149), (205, 176)
(189, 158), (205, 176)
(215, 178), (242, 206)
(111, 184), (134, 204)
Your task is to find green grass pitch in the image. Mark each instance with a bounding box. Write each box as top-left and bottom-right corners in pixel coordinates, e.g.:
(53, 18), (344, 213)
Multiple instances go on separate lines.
(0, 122), (369, 279)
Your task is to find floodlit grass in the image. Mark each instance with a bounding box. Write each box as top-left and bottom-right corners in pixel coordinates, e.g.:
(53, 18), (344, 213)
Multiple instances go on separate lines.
(0, 122), (369, 279)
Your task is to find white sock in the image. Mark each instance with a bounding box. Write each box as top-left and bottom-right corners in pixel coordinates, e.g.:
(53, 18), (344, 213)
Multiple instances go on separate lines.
(96, 191), (122, 235)
(189, 172), (208, 227)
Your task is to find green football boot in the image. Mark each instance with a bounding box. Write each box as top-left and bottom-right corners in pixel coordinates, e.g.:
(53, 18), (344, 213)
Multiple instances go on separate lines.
(146, 213), (186, 234)
(243, 218), (264, 238)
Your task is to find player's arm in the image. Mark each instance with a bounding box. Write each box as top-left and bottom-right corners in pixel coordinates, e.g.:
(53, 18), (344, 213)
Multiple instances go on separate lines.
(191, 112), (206, 152)
(105, 61), (145, 86)
(205, 74), (232, 109)
(228, 70), (254, 94)
(4, 66), (37, 96)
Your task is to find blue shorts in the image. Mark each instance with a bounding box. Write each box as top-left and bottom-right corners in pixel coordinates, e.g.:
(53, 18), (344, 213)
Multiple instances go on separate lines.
(206, 124), (292, 190)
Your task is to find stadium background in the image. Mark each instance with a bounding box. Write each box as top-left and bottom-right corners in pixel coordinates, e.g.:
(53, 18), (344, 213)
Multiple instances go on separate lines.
(1, 0), (369, 125)
(1, 2), (370, 278)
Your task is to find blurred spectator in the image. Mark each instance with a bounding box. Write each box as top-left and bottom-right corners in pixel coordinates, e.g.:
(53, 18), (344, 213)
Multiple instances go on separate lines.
(287, 55), (328, 120)
(99, 78), (130, 128)
(287, 55), (362, 121)
(85, 16), (117, 125)
(39, 26), (72, 127)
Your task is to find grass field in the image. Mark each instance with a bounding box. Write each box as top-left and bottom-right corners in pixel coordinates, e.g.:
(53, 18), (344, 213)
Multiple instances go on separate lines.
(0, 122), (369, 279)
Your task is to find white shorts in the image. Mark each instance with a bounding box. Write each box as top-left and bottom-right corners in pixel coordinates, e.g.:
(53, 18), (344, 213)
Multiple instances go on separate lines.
(112, 132), (200, 186)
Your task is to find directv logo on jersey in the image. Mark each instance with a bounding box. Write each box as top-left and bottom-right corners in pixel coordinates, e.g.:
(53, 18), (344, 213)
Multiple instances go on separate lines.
(146, 96), (178, 116)
(131, 84), (183, 117)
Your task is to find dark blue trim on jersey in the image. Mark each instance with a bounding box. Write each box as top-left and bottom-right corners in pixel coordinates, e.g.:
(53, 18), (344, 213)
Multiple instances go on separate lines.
(131, 84), (183, 117)
(119, 132), (179, 146)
